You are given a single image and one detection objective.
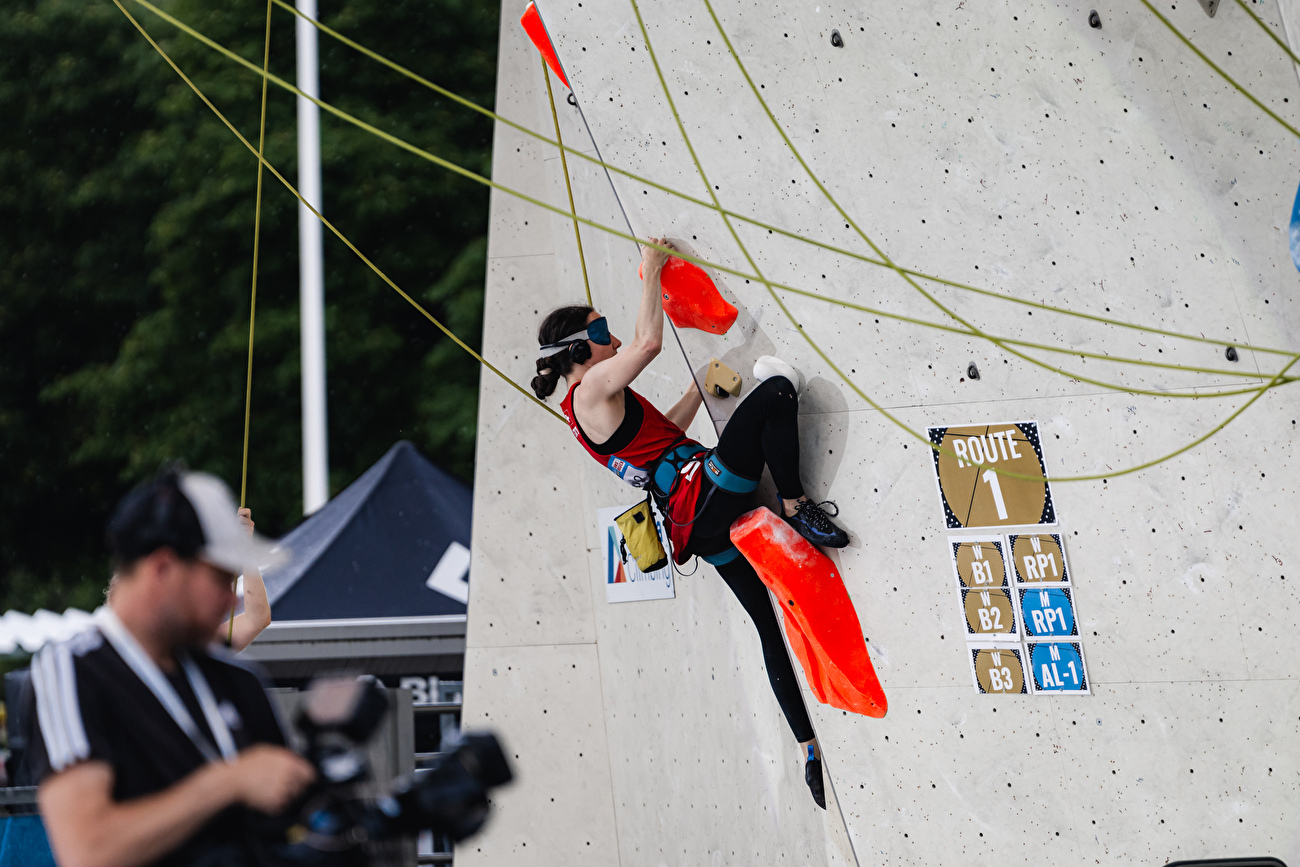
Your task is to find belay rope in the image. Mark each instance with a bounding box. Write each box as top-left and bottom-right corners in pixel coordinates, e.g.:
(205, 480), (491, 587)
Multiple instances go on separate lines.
(541, 57), (593, 308)
(231, 0), (274, 647)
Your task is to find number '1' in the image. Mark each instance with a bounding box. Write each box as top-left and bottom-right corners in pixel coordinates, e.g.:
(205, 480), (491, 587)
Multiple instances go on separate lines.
(981, 468), (1008, 520)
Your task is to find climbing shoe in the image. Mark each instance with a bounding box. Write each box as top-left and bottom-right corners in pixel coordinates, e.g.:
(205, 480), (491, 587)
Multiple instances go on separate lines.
(805, 755), (827, 809)
(785, 499), (849, 549)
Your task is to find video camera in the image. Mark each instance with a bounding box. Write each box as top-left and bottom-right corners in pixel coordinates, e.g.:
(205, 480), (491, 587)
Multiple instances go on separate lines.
(254, 676), (512, 866)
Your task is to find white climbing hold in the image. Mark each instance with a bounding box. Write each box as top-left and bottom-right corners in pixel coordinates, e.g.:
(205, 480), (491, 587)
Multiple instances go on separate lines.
(753, 356), (804, 394)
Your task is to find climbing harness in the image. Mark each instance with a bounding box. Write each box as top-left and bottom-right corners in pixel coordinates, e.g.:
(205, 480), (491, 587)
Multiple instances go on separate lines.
(699, 546), (742, 566)
(597, 427), (759, 574)
(649, 442), (756, 501)
(647, 440), (760, 577)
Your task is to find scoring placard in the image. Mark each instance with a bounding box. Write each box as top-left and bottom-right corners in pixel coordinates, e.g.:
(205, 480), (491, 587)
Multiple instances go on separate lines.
(961, 588), (1020, 640)
(1026, 640), (1090, 694)
(1018, 587), (1078, 638)
(968, 645), (1029, 695)
(949, 537), (1009, 589)
(1008, 534), (1070, 584)
(927, 422), (1056, 529)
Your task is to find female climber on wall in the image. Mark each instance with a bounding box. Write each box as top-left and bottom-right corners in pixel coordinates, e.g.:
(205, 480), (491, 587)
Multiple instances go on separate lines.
(530, 238), (848, 809)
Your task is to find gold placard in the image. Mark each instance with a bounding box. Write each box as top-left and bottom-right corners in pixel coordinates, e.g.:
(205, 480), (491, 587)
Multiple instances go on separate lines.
(961, 588), (1018, 638)
(951, 538), (1008, 588)
(927, 422), (1056, 529)
(1009, 534), (1069, 583)
(969, 646), (1028, 695)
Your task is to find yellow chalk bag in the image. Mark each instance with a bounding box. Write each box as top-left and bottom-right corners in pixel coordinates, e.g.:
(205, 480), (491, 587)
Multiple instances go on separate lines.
(614, 496), (669, 573)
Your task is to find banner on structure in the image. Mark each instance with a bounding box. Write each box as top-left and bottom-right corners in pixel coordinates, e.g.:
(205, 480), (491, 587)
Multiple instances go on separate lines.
(597, 503), (675, 604)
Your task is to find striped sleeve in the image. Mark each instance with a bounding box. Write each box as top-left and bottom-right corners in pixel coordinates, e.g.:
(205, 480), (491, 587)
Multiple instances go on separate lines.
(31, 642), (91, 772)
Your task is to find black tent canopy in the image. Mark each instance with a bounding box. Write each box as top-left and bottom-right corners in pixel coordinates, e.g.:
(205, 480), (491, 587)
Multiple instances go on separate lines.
(262, 441), (471, 620)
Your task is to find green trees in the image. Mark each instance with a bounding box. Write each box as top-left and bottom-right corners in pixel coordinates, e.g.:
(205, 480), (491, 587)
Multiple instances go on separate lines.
(0, 0), (498, 612)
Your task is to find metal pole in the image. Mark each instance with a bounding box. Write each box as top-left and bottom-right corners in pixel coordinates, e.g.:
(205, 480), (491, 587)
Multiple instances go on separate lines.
(295, 0), (329, 514)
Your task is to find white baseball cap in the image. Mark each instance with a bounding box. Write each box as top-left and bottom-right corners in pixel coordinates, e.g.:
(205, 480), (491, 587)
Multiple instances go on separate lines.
(177, 472), (287, 573)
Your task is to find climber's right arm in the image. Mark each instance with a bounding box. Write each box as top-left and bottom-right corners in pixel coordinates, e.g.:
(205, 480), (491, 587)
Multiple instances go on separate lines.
(580, 238), (674, 401)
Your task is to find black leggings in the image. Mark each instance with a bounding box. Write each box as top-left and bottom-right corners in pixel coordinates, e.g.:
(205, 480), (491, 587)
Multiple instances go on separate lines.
(688, 375), (804, 552)
(685, 376), (815, 743)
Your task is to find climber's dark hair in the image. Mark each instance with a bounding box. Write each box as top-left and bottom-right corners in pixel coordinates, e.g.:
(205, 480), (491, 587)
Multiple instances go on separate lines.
(532, 304), (595, 400)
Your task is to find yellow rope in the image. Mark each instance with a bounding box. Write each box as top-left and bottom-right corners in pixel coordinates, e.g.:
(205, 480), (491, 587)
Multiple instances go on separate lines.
(779, 281), (1290, 387)
(113, 0), (1298, 465)
(1138, 0), (1300, 139)
(232, 0), (273, 647)
(696, 0), (1270, 403)
(121, 0), (1295, 399)
(109, 0), (566, 424)
(247, 0), (1300, 361)
(1233, 0), (1300, 67)
(239, 0), (273, 510)
(542, 59), (592, 307)
(628, 0), (1296, 484)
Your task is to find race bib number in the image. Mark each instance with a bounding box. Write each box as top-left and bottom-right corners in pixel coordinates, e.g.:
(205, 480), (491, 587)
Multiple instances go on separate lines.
(607, 456), (650, 487)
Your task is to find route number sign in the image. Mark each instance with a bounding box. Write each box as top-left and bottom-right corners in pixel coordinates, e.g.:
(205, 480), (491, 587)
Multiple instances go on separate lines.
(927, 422), (1056, 529)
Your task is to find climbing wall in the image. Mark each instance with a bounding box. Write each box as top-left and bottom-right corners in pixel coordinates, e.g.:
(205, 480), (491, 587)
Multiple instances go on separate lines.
(464, 0), (1300, 864)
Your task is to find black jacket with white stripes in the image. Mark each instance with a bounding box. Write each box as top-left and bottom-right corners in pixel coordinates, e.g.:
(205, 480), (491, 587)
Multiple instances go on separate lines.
(24, 624), (288, 866)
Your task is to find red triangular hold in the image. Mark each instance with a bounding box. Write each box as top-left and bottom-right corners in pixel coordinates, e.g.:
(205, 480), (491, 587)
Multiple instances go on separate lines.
(520, 2), (570, 88)
(639, 256), (738, 335)
(730, 507), (887, 718)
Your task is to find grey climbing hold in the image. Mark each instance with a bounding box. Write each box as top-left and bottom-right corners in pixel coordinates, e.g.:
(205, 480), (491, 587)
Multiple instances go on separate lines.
(566, 92), (577, 107)
(967, 362), (981, 381)
(1088, 9), (1101, 28)
(1225, 346), (1238, 362)
(830, 29), (843, 48)
(1196, 0), (1219, 17)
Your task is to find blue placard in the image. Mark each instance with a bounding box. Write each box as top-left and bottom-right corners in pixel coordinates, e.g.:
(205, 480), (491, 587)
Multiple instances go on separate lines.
(1018, 587), (1077, 637)
(1290, 180), (1300, 274)
(1028, 641), (1089, 693)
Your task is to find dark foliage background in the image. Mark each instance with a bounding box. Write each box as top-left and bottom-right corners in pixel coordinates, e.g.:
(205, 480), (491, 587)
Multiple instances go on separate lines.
(0, 0), (498, 612)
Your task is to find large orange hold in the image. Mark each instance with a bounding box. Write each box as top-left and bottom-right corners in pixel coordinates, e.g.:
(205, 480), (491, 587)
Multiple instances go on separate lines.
(520, 2), (569, 88)
(730, 508), (887, 718)
(639, 256), (738, 335)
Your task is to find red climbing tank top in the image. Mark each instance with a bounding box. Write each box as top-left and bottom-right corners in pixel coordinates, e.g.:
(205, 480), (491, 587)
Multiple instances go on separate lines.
(561, 383), (706, 564)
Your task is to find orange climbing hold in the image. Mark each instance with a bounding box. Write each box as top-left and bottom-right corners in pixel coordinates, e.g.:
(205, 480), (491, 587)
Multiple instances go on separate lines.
(639, 256), (738, 335)
(730, 508), (887, 718)
(520, 2), (569, 88)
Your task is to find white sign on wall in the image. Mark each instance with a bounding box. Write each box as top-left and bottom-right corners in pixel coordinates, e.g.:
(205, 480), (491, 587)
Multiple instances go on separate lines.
(597, 504), (675, 604)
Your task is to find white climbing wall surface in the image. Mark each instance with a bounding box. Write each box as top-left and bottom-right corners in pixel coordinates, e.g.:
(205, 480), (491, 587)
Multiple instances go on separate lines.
(462, 0), (1300, 864)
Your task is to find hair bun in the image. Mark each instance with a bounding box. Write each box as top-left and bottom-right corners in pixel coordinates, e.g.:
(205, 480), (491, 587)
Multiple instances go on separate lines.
(531, 368), (561, 400)
(532, 304), (595, 401)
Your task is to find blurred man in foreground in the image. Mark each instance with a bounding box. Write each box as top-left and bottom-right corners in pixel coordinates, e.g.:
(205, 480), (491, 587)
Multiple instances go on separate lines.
(28, 468), (315, 867)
